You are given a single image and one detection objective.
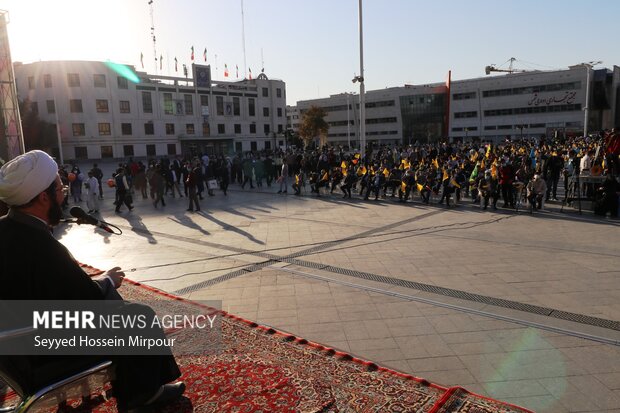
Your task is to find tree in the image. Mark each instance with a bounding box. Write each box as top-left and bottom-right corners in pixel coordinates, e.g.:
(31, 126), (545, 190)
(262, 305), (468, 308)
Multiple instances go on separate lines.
(19, 99), (58, 152)
(298, 105), (328, 149)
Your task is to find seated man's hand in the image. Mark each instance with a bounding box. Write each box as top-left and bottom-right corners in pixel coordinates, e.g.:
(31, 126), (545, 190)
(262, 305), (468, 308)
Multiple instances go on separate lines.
(105, 266), (126, 288)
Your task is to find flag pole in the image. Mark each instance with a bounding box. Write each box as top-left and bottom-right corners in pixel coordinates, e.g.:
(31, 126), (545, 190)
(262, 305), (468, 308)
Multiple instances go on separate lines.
(358, 0), (366, 155)
(241, 0), (247, 78)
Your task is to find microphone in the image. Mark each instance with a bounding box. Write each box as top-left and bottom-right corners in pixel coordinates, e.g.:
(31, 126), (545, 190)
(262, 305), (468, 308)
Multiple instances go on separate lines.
(69, 206), (114, 233)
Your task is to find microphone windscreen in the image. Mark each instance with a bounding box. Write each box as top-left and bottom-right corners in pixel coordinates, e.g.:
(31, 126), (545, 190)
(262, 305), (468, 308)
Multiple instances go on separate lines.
(69, 206), (87, 219)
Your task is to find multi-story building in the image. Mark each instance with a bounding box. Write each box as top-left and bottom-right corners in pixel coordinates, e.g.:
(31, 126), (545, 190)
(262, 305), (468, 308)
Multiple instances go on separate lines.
(294, 65), (620, 146)
(14, 60), (287, 161)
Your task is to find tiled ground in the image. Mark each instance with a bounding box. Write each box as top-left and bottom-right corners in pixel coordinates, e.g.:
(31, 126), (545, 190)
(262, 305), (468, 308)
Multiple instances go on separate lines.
(58, 165), (620, 413)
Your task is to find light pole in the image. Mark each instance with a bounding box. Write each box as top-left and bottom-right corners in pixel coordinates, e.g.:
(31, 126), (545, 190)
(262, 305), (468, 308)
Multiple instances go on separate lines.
(346, 93), (351, 149)
(464, 127), (469, 141)
(355, 0), (366, 155)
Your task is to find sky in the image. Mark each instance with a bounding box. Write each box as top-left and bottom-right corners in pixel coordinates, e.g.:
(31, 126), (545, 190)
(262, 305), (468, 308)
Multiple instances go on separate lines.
(0, 0), (618, 105)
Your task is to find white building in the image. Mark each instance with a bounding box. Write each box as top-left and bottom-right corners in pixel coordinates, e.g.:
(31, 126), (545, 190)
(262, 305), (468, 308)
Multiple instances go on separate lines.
(293, 65), (620, 146)
(14, 60), (287, 161)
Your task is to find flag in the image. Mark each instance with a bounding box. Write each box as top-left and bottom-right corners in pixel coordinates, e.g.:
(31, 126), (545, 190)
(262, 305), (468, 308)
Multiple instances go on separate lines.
(203, 48), (207, 62)
(442, 168), (449, 181)
(174, 57), (178, 72)
(432, 158), (439, 169)
(486, 144), (492, 158)
(417, 183), (424, 192)
(236, 64), (239, 78)
(190, 46), (194, 61)
(140, 52), (144, 68)
(224, 64), (229, 77)
(159, 54), (162, 70)
(248, 67), (252, 79)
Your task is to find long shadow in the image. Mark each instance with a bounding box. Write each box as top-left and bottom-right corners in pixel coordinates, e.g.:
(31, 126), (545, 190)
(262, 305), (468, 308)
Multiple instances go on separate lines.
(292, 193), (369, 210)
(115, 213), (158, 244)
(197, 211), (264, 245)
(169, 213), (211, 237)
(221, 208), (256, 220)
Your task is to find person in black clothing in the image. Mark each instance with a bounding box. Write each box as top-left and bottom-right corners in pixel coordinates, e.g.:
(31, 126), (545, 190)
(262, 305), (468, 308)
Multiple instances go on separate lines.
(544, 151), (564, 201)
(594, 174), (620, 217)
(92, 163), (104, 199)
(0, 150), (185, 413)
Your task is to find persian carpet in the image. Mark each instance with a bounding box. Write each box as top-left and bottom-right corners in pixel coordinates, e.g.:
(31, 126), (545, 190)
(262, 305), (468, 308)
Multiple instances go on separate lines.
(0, 264), (533, 413)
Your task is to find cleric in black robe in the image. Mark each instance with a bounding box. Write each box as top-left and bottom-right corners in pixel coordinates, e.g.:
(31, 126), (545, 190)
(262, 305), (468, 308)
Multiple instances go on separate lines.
(0, 150), (185, 413)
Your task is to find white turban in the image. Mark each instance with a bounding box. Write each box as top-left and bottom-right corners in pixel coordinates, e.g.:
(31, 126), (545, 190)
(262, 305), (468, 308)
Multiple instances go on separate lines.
(0, 150), (58, 206)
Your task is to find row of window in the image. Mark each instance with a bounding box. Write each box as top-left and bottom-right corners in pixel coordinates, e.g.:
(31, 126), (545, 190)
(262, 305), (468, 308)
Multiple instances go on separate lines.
(454, 111), (477, 119)
(70, 121), (285, 137)
(484, 104), (581, 117)
(451, 127), (479, 132)
(27, 73), (284, 101)
(74, 144), (178, 160)
(27, 73), (129, 90)
(481, 121), (582, 131)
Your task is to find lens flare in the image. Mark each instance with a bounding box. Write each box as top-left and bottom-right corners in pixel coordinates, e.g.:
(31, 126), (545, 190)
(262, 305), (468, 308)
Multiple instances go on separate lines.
(104, 61), (140, 84)
(486, 329), (566, 410)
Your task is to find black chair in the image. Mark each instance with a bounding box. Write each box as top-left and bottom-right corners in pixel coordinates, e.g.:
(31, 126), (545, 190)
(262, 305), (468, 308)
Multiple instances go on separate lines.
(0, 327), (114, 413)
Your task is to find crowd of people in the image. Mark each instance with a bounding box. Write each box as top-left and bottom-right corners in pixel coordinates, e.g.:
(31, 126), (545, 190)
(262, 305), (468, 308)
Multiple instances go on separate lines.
(15, 129), (617, 220)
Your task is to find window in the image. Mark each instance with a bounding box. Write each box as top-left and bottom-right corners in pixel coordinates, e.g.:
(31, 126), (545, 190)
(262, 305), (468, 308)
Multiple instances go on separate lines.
(264, 124), (270, 134)
(67, 73), (80, 87)
(69, 99), (83, 113)
(233, 97), (240, 116)
(144, 123), (154, 135)
(452, 92), (476, 100)
(121, 123), (132, 135)
(186, 123), (195, 134)
(165, 123), (175, 135)
(146, 144), (156, 156)
(454, 111), (477, 119)
(46, 100), (55, 114)
(234, 124), (241, 134)
(216, 96), (224, 116)
(117, 76), (128, 89)
(200, 95), (209, 106)
(163, 93), (173, 115)
(249, 123), (256, 134)
(101, 146), (113, 158)
(184, 94), (193, 115)
(251, 141), (257, 151)
(262, 87), (268, 97)
(142, 91), (153, 113)
(74, 147), (88, 159)
(235, 142), (242, 152)
(167, 144), (177, 155)
(263, 107), (270, 117)
(278, 124), (283, 133)
(217, 124), (225, 134)
(120, 100), (130, 113)
(43, 74), (52, 88)
(276, 88), (282, 98)
(93, 74), (106, 88)
(28, 76), (35, 89)
(72, 123), (85, 136)
(98, 123), (111, 135)
(248, 98), (255, 116)
(277, 107), (282, 117)
(123, 145), (134, 157)
(265, 141), (271, 150)
(96, 99), (109, 113)
(202, 122), (210, 136)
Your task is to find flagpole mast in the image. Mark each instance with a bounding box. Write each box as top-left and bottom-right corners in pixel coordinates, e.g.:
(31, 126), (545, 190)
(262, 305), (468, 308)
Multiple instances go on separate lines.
(241, 0), (247, 78)
(358, 0), (366, 155)
(148, 0), (158, 74)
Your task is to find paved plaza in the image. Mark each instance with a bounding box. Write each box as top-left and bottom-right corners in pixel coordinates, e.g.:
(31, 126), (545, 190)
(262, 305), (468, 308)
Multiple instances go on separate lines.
(58, 169), (620, 413)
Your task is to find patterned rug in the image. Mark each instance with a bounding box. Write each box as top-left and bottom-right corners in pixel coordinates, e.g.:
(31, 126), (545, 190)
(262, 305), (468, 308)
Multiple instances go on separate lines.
(0, 264), (533, 413)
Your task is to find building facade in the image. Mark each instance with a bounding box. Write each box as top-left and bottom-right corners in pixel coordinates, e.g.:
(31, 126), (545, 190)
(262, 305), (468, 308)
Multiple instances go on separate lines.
(293, 65), (620, 146)
(14, 60), (287, 161)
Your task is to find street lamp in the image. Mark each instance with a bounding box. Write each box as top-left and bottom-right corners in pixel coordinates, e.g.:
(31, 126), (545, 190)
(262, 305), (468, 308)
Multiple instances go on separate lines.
(355, 0), (366, 154)
(464, 127), (469, 141)
(516, 125), (524, 140)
